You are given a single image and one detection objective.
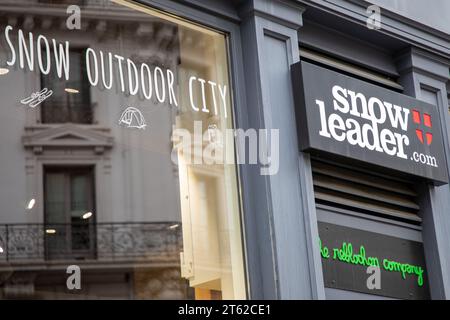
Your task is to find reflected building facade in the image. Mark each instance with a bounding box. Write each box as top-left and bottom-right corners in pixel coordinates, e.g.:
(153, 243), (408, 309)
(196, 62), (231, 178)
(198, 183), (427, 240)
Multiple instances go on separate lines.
(0, 0), (245, 299)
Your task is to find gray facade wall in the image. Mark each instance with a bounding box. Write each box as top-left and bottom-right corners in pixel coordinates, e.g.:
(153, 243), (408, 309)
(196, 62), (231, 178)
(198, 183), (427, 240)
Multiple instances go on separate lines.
(369, 0), (450, 35)
(141, 0), (450, 299)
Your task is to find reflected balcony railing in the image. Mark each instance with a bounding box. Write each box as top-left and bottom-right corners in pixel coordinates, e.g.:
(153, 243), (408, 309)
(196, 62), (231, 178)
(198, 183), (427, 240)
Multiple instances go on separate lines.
(0, 222), (182, 263)
(40, 101), (94, 124)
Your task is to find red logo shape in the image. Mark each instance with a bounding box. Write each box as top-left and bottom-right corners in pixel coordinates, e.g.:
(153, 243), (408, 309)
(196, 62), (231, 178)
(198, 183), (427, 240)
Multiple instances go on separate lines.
(416, 129), (424, 144)
(412, 109), (432, 145)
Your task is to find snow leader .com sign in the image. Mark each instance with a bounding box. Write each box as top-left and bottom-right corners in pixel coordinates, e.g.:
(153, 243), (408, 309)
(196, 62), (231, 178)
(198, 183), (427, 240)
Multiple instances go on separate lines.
(291, 61), (448, 185)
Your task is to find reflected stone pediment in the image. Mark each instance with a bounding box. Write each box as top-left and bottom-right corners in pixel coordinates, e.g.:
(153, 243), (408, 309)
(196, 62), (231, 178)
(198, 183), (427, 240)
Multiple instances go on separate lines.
(22, 124), (114, 155)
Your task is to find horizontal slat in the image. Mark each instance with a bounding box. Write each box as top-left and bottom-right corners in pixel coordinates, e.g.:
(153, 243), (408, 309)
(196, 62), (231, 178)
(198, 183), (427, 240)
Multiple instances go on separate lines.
(313, 174), (419, 210)
(315, 189), (421, 223)
(311, 158), (420, 222)
(299, 48), (403, 91)
(312, 160), (417, 197)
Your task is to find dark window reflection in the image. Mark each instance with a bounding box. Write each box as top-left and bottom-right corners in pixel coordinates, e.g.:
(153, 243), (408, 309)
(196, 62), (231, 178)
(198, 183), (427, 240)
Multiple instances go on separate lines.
(40, 49), (93, 124)
(44, 166), (95, 259)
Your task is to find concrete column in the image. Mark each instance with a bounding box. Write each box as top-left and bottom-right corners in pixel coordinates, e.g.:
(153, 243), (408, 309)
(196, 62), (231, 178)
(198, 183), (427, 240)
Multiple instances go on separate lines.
(397, 47), (450, 299)
(237, 0), (325, 299)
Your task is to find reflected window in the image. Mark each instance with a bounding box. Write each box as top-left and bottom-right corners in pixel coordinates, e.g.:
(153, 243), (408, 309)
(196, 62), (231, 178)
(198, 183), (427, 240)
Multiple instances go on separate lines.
(40, 49), (92, 124)
(44, 166), (95, 260)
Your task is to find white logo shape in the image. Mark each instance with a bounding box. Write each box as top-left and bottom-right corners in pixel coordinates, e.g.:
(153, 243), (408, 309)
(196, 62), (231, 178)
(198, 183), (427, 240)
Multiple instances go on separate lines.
(118, 106), (147, 129)
(366, 5), (381, 30)
(207, 124), (223, 147)
(366, 265), (381, 290)
(20, 88), (53, 108)
(66, 265), (81, 290)
(66, 5), (81, 30)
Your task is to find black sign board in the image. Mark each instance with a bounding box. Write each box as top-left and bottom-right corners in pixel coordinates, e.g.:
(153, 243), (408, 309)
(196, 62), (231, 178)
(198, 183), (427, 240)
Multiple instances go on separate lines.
(318, 222), (430, 300)
(291, 61), (448, 185)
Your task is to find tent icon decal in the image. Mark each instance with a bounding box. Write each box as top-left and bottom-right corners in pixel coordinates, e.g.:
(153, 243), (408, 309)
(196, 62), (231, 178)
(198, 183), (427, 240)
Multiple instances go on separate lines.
(118, 107), (147, 129)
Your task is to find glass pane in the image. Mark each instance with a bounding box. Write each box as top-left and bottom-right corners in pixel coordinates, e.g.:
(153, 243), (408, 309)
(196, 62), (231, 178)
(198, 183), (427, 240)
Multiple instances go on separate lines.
(44, 171), (67, 258)
(70, 173), (89, 218)
(0, 0), (245, 300)
(70, 171), (93, 252)
(44, 172), (66, 224)
(41, 49), (92, 123)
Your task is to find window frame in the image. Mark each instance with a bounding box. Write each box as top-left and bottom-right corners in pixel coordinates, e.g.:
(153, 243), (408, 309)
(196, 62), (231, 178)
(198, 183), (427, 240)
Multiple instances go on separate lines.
(43, 165), (96, 259)
(40, 47), (93, 124)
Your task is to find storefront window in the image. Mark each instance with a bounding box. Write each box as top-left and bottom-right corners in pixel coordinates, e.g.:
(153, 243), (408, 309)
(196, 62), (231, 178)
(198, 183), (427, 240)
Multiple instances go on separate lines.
(0, 0), (246, 299)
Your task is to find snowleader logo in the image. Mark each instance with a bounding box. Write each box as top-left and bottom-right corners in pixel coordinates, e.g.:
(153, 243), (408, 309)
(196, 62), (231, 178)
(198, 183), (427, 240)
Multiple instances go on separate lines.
(291, 60), (448, 185)
(315, 85), (438, 168)
(412, 109), (432, 145)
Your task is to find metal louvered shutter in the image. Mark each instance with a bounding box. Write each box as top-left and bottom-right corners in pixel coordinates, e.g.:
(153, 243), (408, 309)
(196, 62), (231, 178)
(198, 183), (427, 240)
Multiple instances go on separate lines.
(299, 48), (403, 91)
(311, 158), (421, 223)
